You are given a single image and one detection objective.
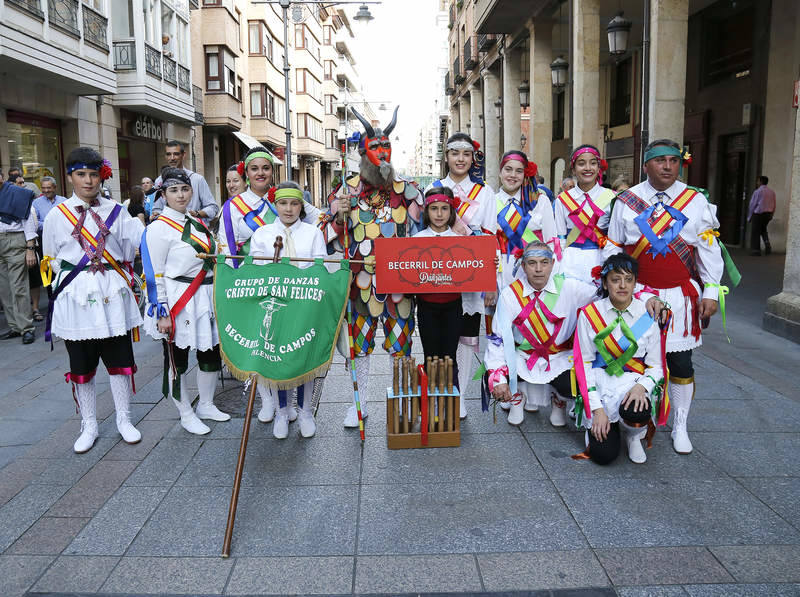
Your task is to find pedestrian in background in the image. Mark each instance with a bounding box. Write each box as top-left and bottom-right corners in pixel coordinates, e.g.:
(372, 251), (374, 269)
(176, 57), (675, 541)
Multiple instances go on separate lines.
(0, 168), (37, 344)
(127, 185), (147, 226)
(560, 177), (576, 193)
(152, 140), (218, 225)
(612, 176), (630, 193)
(142, 177), (157, 221)
(535, 174), (555, 203)
(748, 175), (776, 256)
(30, 177), (67, 321)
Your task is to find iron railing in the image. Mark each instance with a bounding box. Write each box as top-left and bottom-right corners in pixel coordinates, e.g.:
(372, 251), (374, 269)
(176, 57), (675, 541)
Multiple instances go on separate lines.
(48, 0), (79, 38)
(444, 72), (454, 95)
(144, 43), (162, 78)
(7, 0), (44, 19)
(464, 36), (477, 70)
(163, 55), (177, 85)
(453, 56), (464, 84)
(178, 65), (191, 92)
(448, 3), (455, 27)
(113, 40), (136, 70)
(193, 85), (204, 124)
(82, 5), (108, 51)
(478, 33), (496, 51)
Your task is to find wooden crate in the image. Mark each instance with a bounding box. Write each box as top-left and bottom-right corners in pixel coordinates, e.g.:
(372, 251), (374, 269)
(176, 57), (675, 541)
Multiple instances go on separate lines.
(386, 386), (461, 449)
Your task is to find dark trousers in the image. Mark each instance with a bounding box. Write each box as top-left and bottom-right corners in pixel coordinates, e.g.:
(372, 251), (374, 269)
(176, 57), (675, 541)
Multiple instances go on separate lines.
(666, 350), (693, 379)
(417, 297), (463, 384)
(750, 212), (773, 253)
(161, 340), (221, 373)
(589, 398), (652, 465)
(65, 334), (136, 377)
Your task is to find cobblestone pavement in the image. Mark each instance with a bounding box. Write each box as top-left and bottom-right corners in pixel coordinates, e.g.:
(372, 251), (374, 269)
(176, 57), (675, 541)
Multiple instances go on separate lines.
(0, 250), (798, 597)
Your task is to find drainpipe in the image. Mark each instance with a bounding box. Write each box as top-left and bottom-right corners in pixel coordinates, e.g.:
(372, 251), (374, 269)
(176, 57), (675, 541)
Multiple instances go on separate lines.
(640, 0), (650, 181)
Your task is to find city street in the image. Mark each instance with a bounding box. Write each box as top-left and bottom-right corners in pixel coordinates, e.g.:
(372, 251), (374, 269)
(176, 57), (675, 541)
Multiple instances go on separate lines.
(0, 249), (797, 597)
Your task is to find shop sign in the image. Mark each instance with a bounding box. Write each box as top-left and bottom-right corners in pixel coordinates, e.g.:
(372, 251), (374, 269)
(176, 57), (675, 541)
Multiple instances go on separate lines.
(124, 113), (165, 142)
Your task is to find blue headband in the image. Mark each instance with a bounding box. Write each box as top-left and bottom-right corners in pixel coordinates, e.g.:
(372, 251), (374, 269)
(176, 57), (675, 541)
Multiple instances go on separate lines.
(523, 246), (554, 260)
(67, 162), (101, 173)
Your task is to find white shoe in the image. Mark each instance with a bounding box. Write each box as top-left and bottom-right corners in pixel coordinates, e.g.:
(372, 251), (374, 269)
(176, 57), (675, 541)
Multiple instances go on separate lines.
(110, 374), (141, 444)
(549, 395), (567, 427)
(671, 408), (693, 454)
(507, 401), (524, 426)
(196, 369), (230, 421)
(288, 406), (297, 423)
(273, 410), (289, 439)
(343, 402), (367, 428)
(524, 398), (539, 412)
(500, 401), (511, 411)
(74, 420), (99, 453)
(179, 409), (211, 435)
(624, 427), (647, 464)
(459, 394), (467, 419)
(257, 385), (275, 423)
(298, 410), (316, 438)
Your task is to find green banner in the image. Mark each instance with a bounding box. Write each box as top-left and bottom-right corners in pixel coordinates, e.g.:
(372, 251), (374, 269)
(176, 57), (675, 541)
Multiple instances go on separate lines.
(213, 256), (351, 388)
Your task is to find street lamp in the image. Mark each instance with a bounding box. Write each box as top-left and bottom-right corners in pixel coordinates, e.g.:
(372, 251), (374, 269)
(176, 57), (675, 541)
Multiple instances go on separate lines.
(607, 12), (632, 55)
(550, 56), (569, 88)
(518, 80), (530, 109)
(520, 133), (527, 148)
(254, 0), (380, 180)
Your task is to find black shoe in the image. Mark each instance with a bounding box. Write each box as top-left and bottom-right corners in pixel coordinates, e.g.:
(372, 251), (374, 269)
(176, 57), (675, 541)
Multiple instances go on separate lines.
(0, 330), (21, 340)
(22, 331), (35, 344)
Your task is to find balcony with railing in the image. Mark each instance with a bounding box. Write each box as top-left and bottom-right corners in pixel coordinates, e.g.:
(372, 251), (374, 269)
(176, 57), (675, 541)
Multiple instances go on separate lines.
(444, 72), (454, 96)
(113, 41), (136, 70)
(48, 0), (80, 38)
(193, 85), (204, 124)
(7, 0), (44, 19)
(82, 4), (108, 51)
(463, 36), (477, 70)
(449, 3), (455, 27)
(163, 55), (177, 86)
(477, 33), (496, 51)
(178, 65), (191, 92)
(144, 43), (162, 78)
(453, 56), (464, 85)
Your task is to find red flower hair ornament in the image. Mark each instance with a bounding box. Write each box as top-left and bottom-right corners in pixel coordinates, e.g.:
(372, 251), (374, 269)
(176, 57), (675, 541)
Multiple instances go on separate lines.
(471, 140), (481, 152)
(267, 186), (276, 202)
(591, 265), (603, 280)
(524, 162), (538, 179)
(599, 159), (609, 172)
(99, 159), (113, 182)
(236, 161), (245, 177)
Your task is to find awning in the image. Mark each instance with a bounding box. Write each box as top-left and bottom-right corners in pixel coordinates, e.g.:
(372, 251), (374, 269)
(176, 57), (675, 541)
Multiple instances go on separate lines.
(231, 131), (284, 166)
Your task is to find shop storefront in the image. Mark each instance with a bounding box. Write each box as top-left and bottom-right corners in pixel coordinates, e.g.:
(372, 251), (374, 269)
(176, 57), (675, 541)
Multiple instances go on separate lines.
(6, 111), (64, 193)
(116, 110), (167, 201)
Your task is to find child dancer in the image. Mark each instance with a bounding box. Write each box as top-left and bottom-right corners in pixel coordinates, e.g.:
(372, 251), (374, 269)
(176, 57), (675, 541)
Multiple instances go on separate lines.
(413, 187), (466, 417)
(249, 181), (327, 439)
(141, 168), (227, 436)
(42, 148), (143, 453)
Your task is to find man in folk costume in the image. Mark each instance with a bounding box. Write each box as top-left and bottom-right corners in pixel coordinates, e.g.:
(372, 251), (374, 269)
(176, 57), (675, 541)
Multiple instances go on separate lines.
(486, 241), (663, 429)
(604, 139), (724, 454)
(218, 146), (321, 426)
(321, 106), (423, 427)
(41, 148), (144, 453)
(425, 132), (496, 418)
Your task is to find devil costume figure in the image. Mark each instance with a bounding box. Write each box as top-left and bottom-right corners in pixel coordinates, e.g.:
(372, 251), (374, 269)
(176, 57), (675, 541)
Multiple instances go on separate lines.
(321, 106), (423, 427)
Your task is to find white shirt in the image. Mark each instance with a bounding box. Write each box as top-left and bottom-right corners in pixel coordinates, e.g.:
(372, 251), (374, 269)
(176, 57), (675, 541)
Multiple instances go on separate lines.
(603, 179), (723, 301)
(574, 296), (663, 413)
(153, 167), (219, 222)
(485, 273), (598, 384)
(413, 226), (457, 238)
(554, 183), (614, 238)
(249, 218), (326, 268)
(142, 207), (212, 305)
(426, 175), (497, 234)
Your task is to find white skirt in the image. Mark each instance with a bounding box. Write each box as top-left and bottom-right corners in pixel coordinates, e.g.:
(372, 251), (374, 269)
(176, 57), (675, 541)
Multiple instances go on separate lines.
(581, 371), (641, 429)
(655, 281), (703, 353)
(52, 269), (142, 341)
(559, 245), (603, 285)
(143, 279), (219, 352)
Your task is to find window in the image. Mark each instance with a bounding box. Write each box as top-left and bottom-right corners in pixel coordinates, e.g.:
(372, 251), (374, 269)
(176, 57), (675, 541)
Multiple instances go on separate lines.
(177, 18), (189, 63)
(83, 0), (103, 12)
(326, 129), (338, 149)
(202, 0), (221, 6)
(324, 94), (336, 114)
(324, 60), (334, 81)
(294, 23), (320, 62)
(701, 3), (754, 87)
(608, 57), (632, 127)
(206, 45), (239, 99)
(296, 68), (321, 100)
(297, 113), (323, 142)
(251, 83), (286, 126)
(250, 84), (264, 117)
(266, 35), (273, 62)
(112, 0), (134, 38)
(323, 25), (333, 45)
(248, 22), (261, 54)
(552, 90), (565, 141)
(206, 48), (221, 90)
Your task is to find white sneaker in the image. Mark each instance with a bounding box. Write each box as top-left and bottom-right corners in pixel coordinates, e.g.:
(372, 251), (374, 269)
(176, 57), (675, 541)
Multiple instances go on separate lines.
(626, 433), (647, 464)
(298, 410), (316, 438)
(196, 401), (231, 422)
(671, 408), (693, 454)
(73, 420), (99, 453)
(180, 412), (211, 435)
(507, 401), (524, 426)
(273, 411), (289, 439)
(549, 396), (567, 427)
(500, 401), (511, 411)
(257, 386), (275, 423)
(288, 406), (297, 423)
(343, 402), (367, 428)
(116, 415), (142, 444)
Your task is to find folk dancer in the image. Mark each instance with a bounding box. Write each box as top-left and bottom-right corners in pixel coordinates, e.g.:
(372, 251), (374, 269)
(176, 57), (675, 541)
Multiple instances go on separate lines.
(494, 151), (558, 415)
(425, 132), (497, 417)
(219, 146), (320, 426)
(41, 148), (143, 453)
(604, 138), (724, 454)
(250, 181), (327, 439)
(573, 254), (667, 464)
(141, 168), (228, 436)
(322, 106), (423, 427)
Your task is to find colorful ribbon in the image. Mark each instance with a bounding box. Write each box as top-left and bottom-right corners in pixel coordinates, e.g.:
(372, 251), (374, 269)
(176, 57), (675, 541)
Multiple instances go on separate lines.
(705, 283), (730, 342)
(633, 203), (688, 257)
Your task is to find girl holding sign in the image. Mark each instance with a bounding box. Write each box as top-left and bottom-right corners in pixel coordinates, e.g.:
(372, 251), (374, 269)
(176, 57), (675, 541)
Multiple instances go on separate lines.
(141, 168), (227, 436)
(250, 181), (327, 439)
(413, 187), (465, 417)
(425, 132), (497, 417)
(220, 146), (320, 427)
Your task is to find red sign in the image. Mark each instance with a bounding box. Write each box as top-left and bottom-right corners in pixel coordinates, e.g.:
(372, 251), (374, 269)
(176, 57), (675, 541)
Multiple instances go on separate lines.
(374, 236), (497, 294)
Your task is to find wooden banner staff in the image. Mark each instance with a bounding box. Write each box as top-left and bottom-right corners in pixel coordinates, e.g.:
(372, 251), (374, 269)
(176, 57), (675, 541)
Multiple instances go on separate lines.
(195, 252), (367, 265)
(222, 236), (284, 558)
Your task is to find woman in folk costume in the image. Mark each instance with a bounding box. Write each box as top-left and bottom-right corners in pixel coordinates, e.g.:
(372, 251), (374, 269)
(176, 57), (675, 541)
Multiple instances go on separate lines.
(604, 139), (725, 455)
(219, 146), (320, 426)
(249, 181), (327, 439)
(425, 132), (497, 417)
(41, 147), (143, 453)
(141, 168), (227, 436)
(573, 254), (668, 464)
(494, 151), (559, 416)
(554, 144), (615, 284)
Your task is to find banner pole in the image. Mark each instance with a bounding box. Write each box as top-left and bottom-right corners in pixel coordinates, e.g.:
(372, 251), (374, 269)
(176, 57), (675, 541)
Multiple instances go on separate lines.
(222, 374), (257, 558)
(196, 253), (366, 265)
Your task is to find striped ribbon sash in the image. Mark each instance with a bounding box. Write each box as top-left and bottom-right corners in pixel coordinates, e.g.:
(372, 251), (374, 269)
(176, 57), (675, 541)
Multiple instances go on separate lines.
(508, 279), (569, 371)
(558, 191), (606, 247)
(582, 302), (653, 376)
(455, 182), (484, 225)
